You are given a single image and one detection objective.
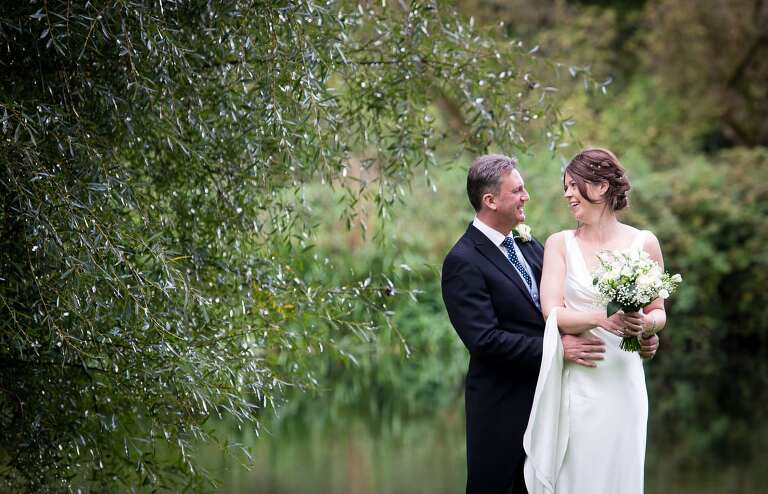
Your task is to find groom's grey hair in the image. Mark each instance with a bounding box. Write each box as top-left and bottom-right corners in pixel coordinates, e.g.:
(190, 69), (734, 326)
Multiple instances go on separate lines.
(467, 154), (519, 212)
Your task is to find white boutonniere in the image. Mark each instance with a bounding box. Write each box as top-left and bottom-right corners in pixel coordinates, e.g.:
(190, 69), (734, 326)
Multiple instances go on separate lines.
(513, 223), (532, 242)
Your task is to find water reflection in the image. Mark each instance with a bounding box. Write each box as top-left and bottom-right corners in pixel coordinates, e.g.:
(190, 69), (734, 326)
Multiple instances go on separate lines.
(202, 411), (766, 494)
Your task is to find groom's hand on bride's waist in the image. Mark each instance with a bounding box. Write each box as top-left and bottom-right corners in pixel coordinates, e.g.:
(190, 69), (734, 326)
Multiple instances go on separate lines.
(638, 333), (659, 360)
(561, 334), (606, 368)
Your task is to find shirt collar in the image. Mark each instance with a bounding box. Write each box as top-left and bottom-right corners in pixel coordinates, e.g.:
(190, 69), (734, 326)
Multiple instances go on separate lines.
(472, 217), (513, 248)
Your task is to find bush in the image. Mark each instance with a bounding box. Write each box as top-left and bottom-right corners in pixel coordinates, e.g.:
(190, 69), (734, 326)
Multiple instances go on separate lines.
(625, 146), (768, 461)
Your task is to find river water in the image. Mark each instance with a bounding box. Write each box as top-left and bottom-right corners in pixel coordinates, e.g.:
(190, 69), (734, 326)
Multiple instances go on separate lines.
(201, 411), (765, 493)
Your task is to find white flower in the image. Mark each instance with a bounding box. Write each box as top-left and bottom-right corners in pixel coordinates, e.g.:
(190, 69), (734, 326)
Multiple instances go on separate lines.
(603, 269), (620, 282)
(593, 247), (681, 306)
(635, 274), (653, 290)
(514, 223), (532, 242)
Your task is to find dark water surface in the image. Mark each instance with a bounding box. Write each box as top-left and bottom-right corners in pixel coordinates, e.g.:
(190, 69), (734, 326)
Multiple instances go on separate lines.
(200, 412), (765, 494)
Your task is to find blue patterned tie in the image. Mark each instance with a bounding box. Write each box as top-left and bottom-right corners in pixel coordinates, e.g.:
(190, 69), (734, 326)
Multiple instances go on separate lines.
(501, 236), (532, 288)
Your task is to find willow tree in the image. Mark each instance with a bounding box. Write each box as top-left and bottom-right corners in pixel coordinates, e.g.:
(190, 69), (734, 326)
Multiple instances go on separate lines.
(0, 0), (588, 490)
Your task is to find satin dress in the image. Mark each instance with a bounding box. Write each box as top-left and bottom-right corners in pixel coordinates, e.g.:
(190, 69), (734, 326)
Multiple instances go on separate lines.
(523, 230), (649, 494)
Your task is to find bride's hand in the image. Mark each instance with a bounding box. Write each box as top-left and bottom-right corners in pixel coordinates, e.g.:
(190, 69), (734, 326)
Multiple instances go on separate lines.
(599, 312), (627, 337)
(621, 311), (645, 337)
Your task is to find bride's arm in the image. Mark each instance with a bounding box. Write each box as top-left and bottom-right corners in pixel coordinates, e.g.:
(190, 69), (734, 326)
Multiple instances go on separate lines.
(541, 232), (625, 335)
(642, 233), (667, 333)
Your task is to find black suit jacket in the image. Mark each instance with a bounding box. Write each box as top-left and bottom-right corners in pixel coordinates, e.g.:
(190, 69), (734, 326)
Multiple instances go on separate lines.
(441, 224), (545, 494)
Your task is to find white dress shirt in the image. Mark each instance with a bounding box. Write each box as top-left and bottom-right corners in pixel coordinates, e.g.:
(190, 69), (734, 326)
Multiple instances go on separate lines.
(472, 217), (541, 308)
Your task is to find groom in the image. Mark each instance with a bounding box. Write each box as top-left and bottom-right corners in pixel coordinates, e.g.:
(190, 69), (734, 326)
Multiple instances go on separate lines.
(441, 154), (658, 494)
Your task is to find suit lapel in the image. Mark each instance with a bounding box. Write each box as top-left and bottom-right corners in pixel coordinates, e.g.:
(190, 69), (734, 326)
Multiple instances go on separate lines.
(466, 225), (538, 309)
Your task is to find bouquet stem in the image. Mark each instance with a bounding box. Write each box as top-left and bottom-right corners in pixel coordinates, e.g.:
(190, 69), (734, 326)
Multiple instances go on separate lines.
(620, 336), (642, 352)
(608, 302), (644, 352)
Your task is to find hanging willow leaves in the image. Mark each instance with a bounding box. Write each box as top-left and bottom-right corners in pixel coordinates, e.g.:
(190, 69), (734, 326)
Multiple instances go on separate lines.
(0, 0), (595, 490)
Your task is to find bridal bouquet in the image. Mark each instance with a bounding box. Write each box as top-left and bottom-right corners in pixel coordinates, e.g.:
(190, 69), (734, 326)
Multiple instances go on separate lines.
(592, 249), (682, 352)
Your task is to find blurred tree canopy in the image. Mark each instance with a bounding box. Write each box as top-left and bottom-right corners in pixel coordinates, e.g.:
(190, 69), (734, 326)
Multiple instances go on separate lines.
(0, 0), (591, 491)
(459, 0), (768, 153)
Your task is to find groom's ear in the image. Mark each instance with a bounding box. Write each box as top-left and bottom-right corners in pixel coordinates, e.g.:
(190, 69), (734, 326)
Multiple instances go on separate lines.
(482, 192), (496, 211)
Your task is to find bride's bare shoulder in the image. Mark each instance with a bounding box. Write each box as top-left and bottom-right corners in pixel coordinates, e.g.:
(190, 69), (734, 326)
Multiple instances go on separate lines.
(641, 230), (663, 256)
(544, 230), (571, 251)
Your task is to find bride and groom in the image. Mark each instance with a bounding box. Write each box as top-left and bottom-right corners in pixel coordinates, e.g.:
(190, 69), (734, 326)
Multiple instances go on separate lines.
(441, 150), (666, 494)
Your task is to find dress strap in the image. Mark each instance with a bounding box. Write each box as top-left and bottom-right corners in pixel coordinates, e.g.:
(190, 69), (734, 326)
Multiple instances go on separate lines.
(562, 230), (578, 269)
(563, 230), (578, 250)
(631, 230), (649, 251)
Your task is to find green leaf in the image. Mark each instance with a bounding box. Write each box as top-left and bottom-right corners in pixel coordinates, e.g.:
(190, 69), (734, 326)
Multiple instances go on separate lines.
(607, 301), (621, 317)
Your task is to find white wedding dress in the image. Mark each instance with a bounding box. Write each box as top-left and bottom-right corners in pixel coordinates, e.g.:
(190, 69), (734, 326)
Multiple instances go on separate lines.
(523, 230), (648, 494)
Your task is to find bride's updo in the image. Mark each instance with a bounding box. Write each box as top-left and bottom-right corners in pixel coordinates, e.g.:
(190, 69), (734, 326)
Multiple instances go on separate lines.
(565, 148), (631, 211)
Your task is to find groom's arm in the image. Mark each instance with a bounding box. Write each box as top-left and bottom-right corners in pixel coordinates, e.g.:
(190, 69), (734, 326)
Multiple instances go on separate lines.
(441, 252), (542, 368)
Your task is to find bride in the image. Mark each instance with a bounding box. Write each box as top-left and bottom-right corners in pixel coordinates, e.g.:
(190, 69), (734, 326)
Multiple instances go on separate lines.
(523, 148), (668, 493)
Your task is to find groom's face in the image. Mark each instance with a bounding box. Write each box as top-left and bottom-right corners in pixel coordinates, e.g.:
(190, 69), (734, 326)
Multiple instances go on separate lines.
(494, 169), (529, 228)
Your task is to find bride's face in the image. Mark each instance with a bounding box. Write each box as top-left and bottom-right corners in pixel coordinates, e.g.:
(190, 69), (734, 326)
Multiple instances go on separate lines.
(563, 173), (607, 222)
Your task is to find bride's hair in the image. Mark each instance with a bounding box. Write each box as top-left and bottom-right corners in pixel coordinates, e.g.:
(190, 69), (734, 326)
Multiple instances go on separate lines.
(565, 148), (631, 211)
